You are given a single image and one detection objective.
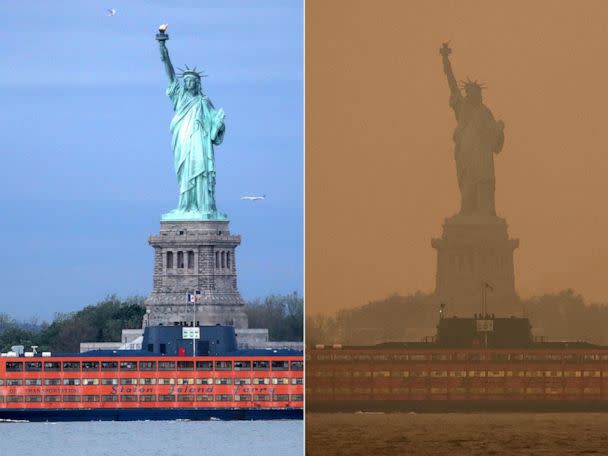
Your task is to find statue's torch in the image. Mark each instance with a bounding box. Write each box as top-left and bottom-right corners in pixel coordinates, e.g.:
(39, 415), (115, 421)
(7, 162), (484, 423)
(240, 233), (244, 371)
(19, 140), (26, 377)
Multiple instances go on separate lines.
(156, 23), (169, 42)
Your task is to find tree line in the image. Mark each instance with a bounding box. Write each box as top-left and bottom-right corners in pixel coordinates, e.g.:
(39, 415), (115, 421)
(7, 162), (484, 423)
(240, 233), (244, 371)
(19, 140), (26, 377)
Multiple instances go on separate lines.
(306, 289), (608, 346)
(0, 292), (303, 352)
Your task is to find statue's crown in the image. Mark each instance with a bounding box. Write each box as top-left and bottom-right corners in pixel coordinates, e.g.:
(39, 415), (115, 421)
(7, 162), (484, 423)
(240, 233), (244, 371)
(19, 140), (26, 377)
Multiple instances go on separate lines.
(177, 65), (206, 80)
(460, 77), (486, 91)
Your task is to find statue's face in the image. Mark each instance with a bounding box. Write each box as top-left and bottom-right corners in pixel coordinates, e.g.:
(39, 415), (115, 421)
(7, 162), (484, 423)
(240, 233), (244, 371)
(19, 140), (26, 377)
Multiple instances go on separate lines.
(465, 86), (482, 104)
(184, 76), (200, 94)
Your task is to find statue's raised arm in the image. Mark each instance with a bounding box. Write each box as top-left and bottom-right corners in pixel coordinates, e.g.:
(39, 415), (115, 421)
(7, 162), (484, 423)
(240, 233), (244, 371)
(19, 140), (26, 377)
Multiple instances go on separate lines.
(156, 24), (176, 82)
(439, 42), (460, 100)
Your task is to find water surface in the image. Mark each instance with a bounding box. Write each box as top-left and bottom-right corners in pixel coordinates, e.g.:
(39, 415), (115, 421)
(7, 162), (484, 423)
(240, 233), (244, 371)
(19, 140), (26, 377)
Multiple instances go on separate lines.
(0, 420), (303, 456)
(306, 412), (608, 455)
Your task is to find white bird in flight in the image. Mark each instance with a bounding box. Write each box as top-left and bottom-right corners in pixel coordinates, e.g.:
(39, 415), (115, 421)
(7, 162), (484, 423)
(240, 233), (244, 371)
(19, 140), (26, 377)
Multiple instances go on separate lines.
(240, 195), (266, 201)
(107, 8), (117, 17)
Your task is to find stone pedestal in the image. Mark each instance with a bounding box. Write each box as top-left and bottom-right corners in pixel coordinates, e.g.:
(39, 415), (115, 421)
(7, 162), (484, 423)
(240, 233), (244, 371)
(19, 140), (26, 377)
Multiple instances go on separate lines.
(431, 214), (519, 316)
(144, 220), (248, 328)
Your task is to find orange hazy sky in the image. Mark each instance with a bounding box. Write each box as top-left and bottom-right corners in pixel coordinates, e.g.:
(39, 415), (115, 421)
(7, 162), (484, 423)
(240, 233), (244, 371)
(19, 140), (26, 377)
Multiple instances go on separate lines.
(306, 0), (608, 314)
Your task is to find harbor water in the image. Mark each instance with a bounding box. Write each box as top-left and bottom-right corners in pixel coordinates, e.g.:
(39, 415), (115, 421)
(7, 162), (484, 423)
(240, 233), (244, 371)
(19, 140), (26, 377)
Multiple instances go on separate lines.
(0, 420), (303, 456)
(306, 412), (608, 455)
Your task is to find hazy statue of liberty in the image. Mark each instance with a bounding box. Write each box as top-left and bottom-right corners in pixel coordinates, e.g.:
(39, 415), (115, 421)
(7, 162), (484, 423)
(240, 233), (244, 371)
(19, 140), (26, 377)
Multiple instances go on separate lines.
(156, 25), (227, 221)
(440, 43), (505, 216)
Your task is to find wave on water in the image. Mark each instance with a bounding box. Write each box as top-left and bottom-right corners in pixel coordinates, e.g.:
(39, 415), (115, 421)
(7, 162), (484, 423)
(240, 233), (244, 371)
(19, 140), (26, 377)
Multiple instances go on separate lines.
(0, 419), (29, 423)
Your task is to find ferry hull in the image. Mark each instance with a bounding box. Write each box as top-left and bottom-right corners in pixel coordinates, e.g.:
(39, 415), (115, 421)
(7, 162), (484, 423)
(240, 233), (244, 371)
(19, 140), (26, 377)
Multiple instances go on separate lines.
(308, 400), (608, 413)
(0, 407), (302, 422)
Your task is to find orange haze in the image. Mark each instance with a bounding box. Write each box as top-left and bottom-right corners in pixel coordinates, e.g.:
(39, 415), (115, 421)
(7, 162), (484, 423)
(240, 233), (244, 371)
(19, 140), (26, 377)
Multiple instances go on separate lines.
(306, 0), (608, 315)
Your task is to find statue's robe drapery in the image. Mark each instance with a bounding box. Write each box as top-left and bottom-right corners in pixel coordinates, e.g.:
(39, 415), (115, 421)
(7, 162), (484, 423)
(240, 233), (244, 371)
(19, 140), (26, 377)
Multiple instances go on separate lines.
(167, 80), (225, 214)
(450, 92), (504, 215)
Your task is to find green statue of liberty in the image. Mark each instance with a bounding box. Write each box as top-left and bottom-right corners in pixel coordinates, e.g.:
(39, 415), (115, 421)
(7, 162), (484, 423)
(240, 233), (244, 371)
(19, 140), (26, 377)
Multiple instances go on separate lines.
(156, 24), (227, 221)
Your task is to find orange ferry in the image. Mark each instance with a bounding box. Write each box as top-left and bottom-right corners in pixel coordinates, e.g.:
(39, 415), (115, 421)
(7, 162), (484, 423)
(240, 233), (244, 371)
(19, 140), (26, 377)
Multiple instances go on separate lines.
(308, 314), (608, 412)
(0, 325), (303, 421)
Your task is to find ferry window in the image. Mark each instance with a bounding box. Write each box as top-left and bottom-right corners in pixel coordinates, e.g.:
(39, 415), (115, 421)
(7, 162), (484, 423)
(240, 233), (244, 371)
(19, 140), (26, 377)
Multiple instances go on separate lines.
(177, 395), (195, 402)
(491, 354), (509, 362)
(25, 379), (42, 386)
(234, 360), (251, 371)
(6, 362), (23, 372)
(0, 396), (3, 402)
(215, 361), (232, 371)
(139, 361), (156, 371)
(101, 361), (118, 371)
(83, 361), (99, 371)
(158, 395), (175, 402)
(63, 361), (81, 372)
(44, 395), (61, 402)
(177, 361), (194, 371)
(546, 354), (562, 362)
(25, 361), (42, 372)
(253, 361), (269, 371)
(82, 378), (99, 386)
(196, 378), (213, 385)
(157, 378), (175, 385)
(272, 360), (289, 371)
(120, 361), (137, 371)
(140, 378), (156, 385)
(63, 378), (80, 386)
(253, 378), (270, 385)
(166, 251), (173, 269)
(177, 251), (184, 268)
(215, 394), (232, 402)
(6, 396), (24, 402)
(121, 395), (138, 402)
(44, 362), (61, 372)
(83, 395), (100, 402)
(159, 361), (176, 371)
(215, 378), (232, 385)
(139, 395), (156, 402)
(431, 371), (447, 378)
(187, 251), (194, 269)
(253, 394), (270, 401)
(431, 354), (450, 361)
(196, 394), (213, 402)
(409, 355), (427, 361)
(196, 361), (213, 371)
(101, 378), (118, 385)
(273, 394), (290, 401)
(177, 378), (194, 385)
(584, 354), (601, 362)
(101, 395), (119, 402)
(0, 380), (3, 386)
(272, 378), (290, 385)
(291, 394), (303, 401)
(63, 395), (81, 402)
(44, 379), (61, 386)
(234, 394), (251, 402)
(6, 379), (22, 386)
(290, 361), (303, 371)
(291, 378), (304, 385)
(25, 396), (42, 402)
(120, 378), (138, 385)
(454, 353), (468, 361)
(234, 378), (251, 385)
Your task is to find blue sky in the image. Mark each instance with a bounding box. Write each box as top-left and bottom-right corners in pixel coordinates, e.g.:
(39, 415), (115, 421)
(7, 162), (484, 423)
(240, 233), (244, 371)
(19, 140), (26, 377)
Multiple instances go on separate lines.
(0, 1), (302, 320)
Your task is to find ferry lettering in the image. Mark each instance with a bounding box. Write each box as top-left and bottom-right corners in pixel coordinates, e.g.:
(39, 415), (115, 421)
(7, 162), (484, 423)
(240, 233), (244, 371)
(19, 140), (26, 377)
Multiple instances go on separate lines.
(168, 386), (214, 395)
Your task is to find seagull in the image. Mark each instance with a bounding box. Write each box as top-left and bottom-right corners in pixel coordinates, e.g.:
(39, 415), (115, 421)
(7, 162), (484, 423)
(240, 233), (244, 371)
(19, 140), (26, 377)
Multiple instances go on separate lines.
(240, 195), (266, 201)
(107, 8), (117, 16)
